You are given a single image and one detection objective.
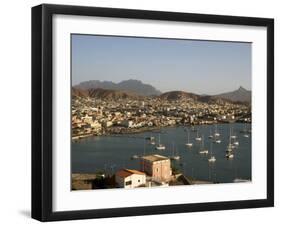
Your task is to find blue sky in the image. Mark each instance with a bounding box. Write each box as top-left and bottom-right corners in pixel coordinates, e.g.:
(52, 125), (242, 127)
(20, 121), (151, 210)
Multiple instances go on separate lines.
(72, 34), (251, 95)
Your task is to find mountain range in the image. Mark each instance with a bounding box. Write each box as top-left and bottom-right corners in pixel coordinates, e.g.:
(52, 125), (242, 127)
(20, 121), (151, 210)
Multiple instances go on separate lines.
(74, 79), (161, 96)
(73, 79), (251, 103)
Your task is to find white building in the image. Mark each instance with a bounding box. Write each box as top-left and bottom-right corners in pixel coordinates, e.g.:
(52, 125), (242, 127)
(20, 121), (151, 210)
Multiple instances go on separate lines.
(103, 121), (113, 128)
(115, 169), (146, 188)
(90, 120), (102, 130)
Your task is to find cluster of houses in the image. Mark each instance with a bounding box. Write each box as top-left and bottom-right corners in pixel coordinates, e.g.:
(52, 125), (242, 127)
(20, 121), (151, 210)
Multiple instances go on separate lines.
(72, 95), (251, 139)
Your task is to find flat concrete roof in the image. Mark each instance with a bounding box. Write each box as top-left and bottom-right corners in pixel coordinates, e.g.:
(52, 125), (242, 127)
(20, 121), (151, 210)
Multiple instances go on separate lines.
(142, 154), (169, 162)
(72, 173), (97, 181)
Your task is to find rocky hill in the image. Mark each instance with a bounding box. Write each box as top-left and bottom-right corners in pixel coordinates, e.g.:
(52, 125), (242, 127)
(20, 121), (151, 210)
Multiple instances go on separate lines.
(214, 86), (251, 103)
(159, 91), (234, 104)
(72, 87), (141, 100)
(159, 91), (199, 101)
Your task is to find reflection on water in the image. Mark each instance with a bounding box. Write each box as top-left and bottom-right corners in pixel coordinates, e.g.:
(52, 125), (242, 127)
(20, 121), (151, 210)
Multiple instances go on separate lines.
(72, 123), (251, 183)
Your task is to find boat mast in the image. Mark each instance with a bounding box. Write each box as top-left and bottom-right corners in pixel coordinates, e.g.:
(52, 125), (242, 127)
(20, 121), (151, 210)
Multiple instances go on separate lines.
(143, 137), (146, 156)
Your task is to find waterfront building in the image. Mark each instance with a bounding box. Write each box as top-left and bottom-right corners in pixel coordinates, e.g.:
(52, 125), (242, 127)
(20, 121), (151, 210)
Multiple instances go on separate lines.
(140, 154), (172, 182)
(115, 169), (146, 188)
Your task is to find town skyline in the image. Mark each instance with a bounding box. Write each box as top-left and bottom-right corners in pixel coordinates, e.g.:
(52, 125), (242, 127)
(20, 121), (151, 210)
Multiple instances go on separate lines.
(72, 34), (252, 95)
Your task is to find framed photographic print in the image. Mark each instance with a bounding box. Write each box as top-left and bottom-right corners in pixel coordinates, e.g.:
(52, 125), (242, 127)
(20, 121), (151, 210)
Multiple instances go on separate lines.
(32, 4), (274, 221)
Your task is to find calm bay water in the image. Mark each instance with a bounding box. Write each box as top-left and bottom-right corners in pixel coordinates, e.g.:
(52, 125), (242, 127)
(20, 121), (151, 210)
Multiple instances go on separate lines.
(72, 123), (251, 183)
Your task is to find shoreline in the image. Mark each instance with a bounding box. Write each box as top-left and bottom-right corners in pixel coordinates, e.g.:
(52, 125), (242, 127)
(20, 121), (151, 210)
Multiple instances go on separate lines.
(72, 121), (251, 141)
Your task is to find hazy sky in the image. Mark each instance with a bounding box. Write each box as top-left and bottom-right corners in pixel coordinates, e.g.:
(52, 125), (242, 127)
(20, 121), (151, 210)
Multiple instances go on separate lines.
(72, 34), (251, 95)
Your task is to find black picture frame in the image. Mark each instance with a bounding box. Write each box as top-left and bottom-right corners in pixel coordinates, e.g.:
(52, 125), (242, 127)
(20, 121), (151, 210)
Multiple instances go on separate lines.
(32, 4), (274, 222)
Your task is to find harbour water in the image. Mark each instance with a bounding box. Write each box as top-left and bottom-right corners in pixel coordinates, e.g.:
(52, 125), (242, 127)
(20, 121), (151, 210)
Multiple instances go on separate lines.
(72, 123), (251, 183)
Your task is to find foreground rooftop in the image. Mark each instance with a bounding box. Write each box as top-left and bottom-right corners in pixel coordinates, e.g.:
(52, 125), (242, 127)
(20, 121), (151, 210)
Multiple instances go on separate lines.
(116, 169), (145, 178)
(142, 154), (169, 162)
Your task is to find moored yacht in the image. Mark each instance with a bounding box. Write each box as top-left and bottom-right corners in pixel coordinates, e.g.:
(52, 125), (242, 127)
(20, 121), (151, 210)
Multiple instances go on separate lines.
(155, 134), (166, 150)
(155, 144), (165, 150)
(226, 152), (234, 159)
(170, 142), (180, 160)
(208, 142), (216, 162)
(185, 130), (193, 147)
(199, 135), (209, 154)
(195, 130), (202, 141)
(226, 128), (234, 159)
(233, 140), (239, 146)
(214, 125), (220, 137)
(215, 139), (221, 144)
(208, 156), (216, 162)
(208, 128), (213, 139)
(131, 154), (140, 160)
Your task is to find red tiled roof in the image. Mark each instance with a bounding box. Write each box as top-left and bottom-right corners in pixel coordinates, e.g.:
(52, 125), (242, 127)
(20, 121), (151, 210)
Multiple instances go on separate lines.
(116, 169), (145, 178)
(126, 169), (145, 175)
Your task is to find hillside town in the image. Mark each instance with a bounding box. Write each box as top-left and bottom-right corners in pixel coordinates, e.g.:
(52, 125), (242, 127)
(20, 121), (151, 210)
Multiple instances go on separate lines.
(72, 92), (251, 140)
(71, 86), (252, 190)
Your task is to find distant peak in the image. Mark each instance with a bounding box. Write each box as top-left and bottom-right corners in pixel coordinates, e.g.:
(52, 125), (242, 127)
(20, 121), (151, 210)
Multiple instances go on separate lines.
(238, 86), (247, 91)
(119, 79), (142, 84)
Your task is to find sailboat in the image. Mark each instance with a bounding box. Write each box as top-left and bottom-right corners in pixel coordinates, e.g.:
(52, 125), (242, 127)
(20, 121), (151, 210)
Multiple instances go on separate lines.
(185, 130), (193, 147)
(208, 156), (216, 163)
(131, 154), (140, 160)
(226, 128), (234, 159)
(208, 128), (213, 139)
(145, 135), (155, 141)
(145, 134), (156, 145)
(170, 142), (180, 160)
(155, 134), (166, 150)
(199, 135), (208, 154)
(241, 124), (250, 138)
(215, 139), (222, 144)
(232, 128), (239, 146)
(132, 137), (145, 160)
(214, 124), (220, 137)
(226, 151), (234, 159)
(212, 125), (221, 143)
(195, 130), (202, 141)
(233, 141), (239, 146)
(230, 128), (238, 147)
(233, 136), (239, 146)
(208, 142), (216, 162)
(230, 127), (236, 138)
